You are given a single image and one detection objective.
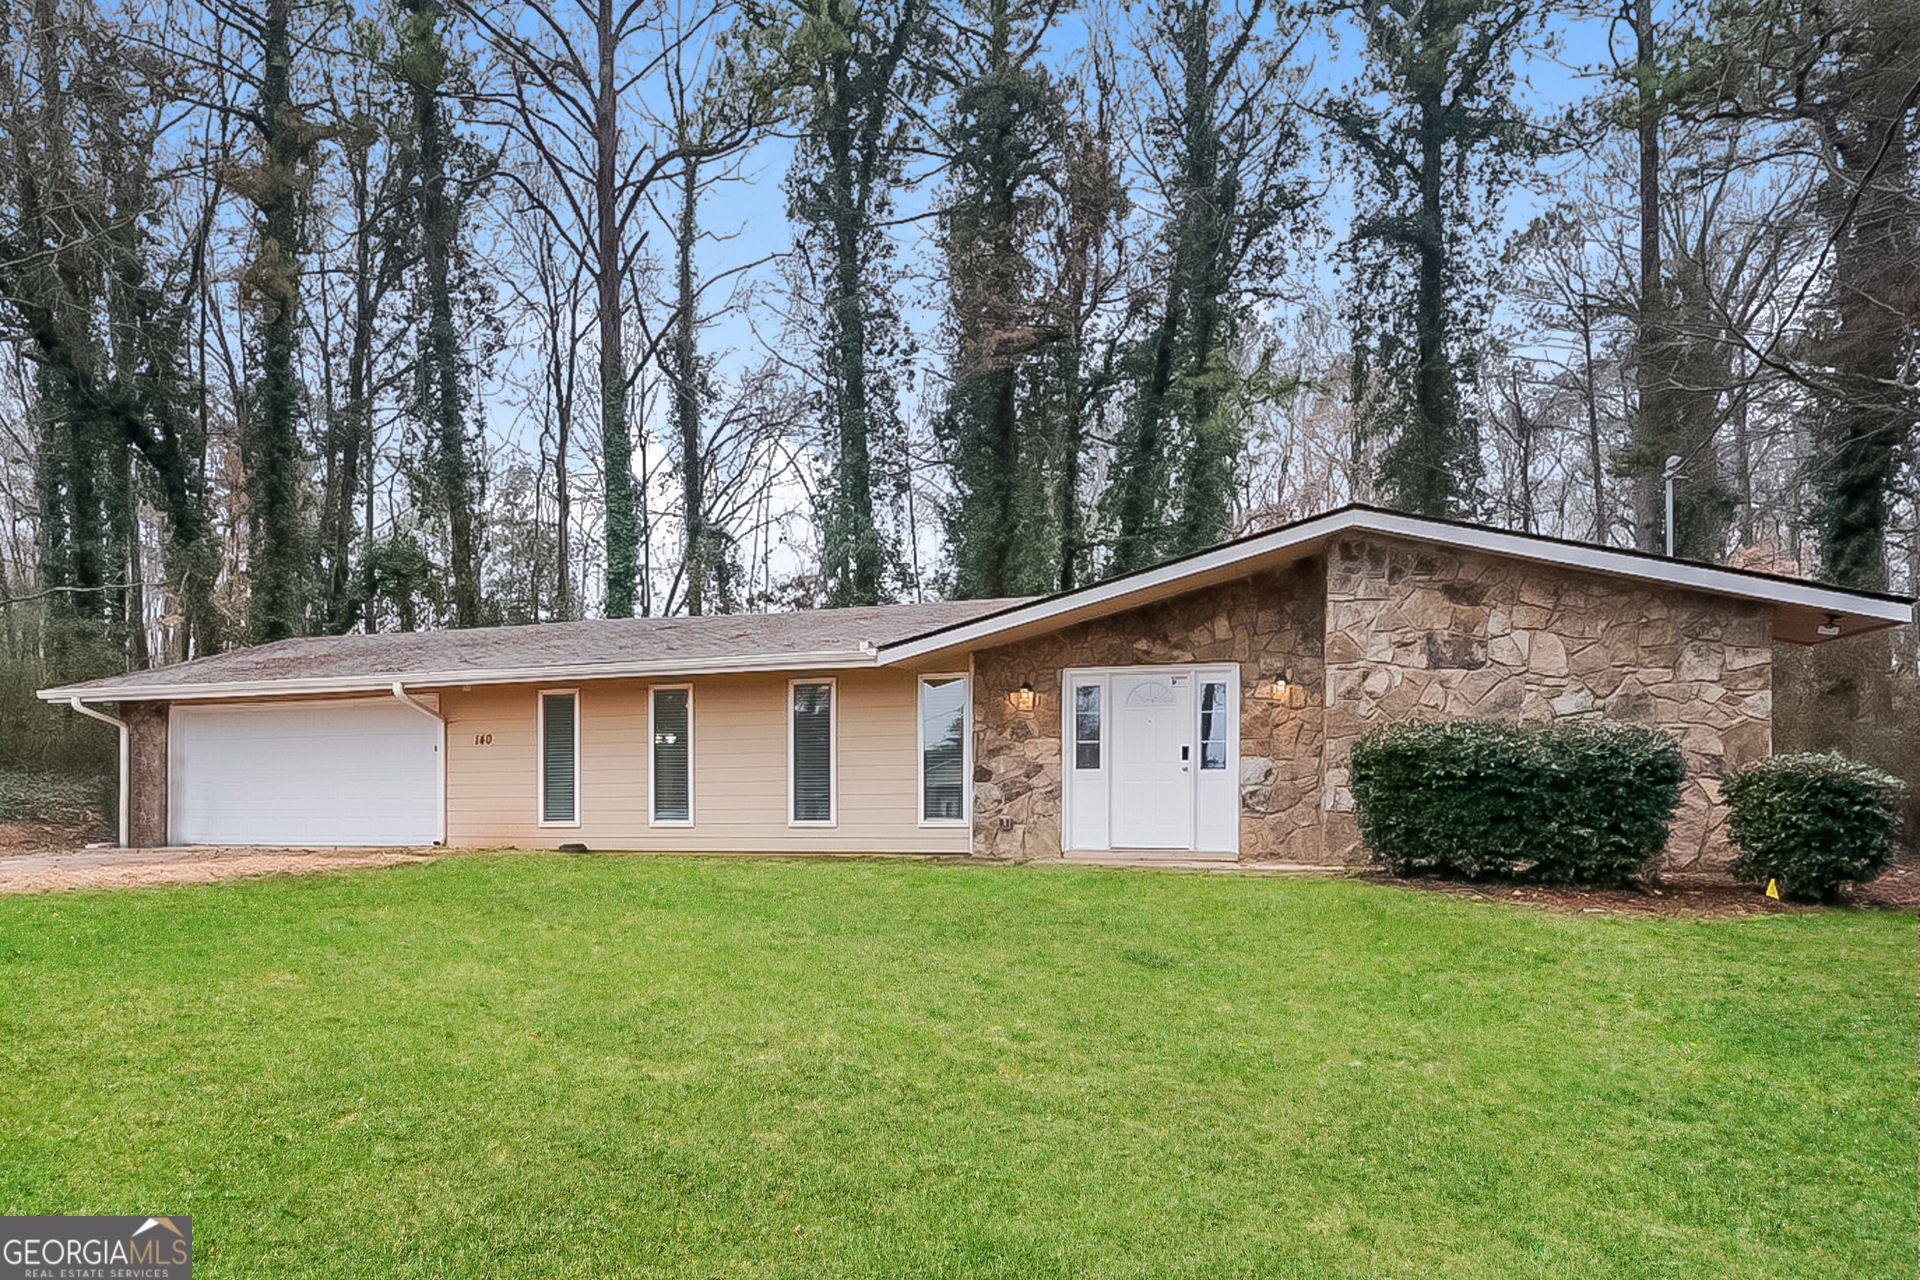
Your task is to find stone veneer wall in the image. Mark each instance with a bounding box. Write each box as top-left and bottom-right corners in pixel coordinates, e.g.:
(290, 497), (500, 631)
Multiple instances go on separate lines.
(125, 701), (169, 847)
(1320, 536), (1773, 870)
(971, 560), (1326, 861)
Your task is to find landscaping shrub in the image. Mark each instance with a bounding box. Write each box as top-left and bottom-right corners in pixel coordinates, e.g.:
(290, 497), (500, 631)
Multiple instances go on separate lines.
(1350, 719), (1684, 885)
(1722, 752), (1904, 902)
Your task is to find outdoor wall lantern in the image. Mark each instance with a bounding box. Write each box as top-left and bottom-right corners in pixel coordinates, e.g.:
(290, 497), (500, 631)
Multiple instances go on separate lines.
(1009, 682), (1036, 712)
(1259, 670), (1296, 705)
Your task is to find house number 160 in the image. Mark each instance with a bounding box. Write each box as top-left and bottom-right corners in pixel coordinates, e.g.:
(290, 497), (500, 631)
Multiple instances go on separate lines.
(473, 733), (493, 746)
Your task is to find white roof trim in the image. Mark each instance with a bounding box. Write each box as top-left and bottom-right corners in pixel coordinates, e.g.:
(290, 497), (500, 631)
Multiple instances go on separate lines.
(40, 647), (882, 705)
(1354, 510), (1912, 617)
(875, 507), (1911, 663)
(873, 509), (1352, 664)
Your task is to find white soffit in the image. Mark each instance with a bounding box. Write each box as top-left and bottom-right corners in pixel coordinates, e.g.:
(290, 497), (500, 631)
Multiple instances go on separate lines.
(876, 507), (1912, 664)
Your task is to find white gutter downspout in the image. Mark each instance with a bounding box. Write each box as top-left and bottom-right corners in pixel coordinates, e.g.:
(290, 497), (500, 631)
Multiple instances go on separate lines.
(69, 697), (128, 848)
(392, 682), (448, 847)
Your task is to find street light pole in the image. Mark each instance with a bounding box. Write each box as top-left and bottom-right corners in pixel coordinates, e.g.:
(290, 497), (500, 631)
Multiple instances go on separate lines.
(1662, 454), (1682, 558)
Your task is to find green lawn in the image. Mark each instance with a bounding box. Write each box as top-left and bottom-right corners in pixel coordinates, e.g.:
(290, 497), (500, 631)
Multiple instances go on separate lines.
(1, 855), (1912, 1278)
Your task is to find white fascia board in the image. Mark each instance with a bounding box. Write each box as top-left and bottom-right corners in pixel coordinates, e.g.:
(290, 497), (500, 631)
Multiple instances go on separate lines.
(39, 647), (881, 705)
(874, 510), (1359, 664)
(874, 507), (1911, 664)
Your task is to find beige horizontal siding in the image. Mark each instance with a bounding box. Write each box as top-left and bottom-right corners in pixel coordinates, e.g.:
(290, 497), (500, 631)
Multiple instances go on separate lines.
(440, 669), (969, 853)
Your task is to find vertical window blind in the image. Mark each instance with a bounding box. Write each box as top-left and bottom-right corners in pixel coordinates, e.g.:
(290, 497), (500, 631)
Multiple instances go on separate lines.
(919, 677), (966, 822)
(541, 692), (577, 822)
(791, 682), (833, 823)
(652, 687), (691, 823)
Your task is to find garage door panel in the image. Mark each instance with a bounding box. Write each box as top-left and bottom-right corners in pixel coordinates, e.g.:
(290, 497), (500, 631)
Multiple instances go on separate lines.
(171, 701), (441, 846)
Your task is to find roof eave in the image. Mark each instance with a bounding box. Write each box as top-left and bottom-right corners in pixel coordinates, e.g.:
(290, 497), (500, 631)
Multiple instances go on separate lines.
(875, 507), (1913, 664)
(38, 647), (883, 705)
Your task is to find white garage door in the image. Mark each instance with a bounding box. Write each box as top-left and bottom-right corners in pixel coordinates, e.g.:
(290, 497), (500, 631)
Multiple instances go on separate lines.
(170, 699), (442, 846)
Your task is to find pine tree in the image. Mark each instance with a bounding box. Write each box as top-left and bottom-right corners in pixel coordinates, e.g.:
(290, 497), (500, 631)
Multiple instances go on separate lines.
(1103, 0), (1308, 575)
(784, 0), (933, 606)
(239, 0), (327, 642)
(935, 0), (1067, 599)
(1325, 0), (1545, 520)
(394, 0), (490, 627)
(1678, 0), (1918, 588)
(0, 0), (223, 670)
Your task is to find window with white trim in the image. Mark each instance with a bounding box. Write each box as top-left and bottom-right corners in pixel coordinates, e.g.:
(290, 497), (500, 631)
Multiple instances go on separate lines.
(1199, 681), (1230, 770)
(790, 680), (834, 824)
(651, 685), (692, 824)
(539, 690), (578, 824)
(919, 676), (967, 823)
(1073, 684), (1102, 769)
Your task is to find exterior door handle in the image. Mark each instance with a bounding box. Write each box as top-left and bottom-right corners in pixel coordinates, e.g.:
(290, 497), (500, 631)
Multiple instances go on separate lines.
(1181, 745), (1191, 761)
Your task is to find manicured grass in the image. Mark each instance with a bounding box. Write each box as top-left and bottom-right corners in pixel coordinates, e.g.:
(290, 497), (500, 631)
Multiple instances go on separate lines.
(1, 855), (1912, 1278)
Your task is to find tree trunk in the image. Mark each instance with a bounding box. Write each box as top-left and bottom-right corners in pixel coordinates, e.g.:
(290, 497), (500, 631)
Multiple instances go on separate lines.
(823, 69), (883, 607)
(1629, 0), (1666, 554)
(1109, 299), (1179, 575)
(410, 0), (482, 627)
(1580, 307), (1607, 543)
(1812, 110), (1910, 591)
(553, 329), (573, 622)
(674, 158), (708, 615)
(1408, 89), (1454, 520)
(248, 0), (310, 642)
(1732, 357), (1755, 549)
(596, 0), (638, 618)
(321, 136), (376, 635)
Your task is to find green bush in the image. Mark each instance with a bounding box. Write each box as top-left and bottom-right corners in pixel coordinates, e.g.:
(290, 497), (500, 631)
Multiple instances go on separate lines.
(1722, 752), (1904, 902)
(1350, 719), (1684, 886)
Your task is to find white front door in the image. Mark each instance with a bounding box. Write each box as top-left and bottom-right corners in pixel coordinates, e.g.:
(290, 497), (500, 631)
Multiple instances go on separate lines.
(1110, 672), (1194, 848)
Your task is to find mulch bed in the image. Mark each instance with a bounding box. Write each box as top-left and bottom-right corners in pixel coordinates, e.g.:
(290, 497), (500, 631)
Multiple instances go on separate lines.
(1369, 863), (1920, 917)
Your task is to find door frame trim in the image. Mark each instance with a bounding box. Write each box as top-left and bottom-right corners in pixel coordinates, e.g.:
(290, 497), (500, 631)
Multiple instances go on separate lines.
(1058, 663), (1240, 857)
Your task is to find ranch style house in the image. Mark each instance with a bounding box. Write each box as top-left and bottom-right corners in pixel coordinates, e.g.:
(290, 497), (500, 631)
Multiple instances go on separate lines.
(39, 505), (1913, 871)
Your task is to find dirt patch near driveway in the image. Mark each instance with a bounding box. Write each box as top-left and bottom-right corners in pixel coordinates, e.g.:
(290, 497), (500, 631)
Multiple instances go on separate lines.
(1368, 864), (1920, 917)
(0, 818), (113, 855)
(0, 845), (437, 894)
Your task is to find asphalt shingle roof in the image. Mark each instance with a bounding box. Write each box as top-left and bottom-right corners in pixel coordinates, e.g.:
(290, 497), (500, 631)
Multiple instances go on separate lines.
(55, 599), (1028, 696)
